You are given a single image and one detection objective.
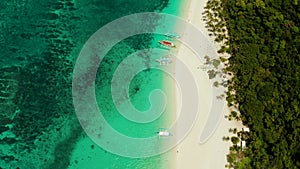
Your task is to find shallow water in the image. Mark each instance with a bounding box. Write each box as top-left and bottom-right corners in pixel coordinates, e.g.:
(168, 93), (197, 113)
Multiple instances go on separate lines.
(0, 0), (181, 168)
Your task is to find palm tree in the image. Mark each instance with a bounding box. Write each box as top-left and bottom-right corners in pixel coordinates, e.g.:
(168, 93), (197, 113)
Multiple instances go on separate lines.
(213, 81), (219, 87)
(223, 136), (230, 141)
(231, 136), (240, 145)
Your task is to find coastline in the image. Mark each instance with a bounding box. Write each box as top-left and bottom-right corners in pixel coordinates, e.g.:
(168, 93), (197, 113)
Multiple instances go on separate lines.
(166, 0), (245, 168)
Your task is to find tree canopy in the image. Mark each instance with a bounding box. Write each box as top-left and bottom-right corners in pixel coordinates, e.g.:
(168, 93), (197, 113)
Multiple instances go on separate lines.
(205, 0), (300, 168)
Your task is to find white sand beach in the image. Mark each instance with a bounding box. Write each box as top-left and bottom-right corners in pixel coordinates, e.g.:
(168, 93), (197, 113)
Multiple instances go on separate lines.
(168, 0), (245, 168)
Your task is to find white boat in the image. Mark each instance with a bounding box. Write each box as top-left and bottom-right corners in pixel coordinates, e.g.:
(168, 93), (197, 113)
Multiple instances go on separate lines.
(157, 130), (172, 137)
(165, 33), (180, 39)
(155, 57), (172, 65)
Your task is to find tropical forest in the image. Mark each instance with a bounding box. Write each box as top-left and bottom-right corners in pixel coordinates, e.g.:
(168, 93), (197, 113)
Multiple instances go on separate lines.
(204, 0), (300, 168)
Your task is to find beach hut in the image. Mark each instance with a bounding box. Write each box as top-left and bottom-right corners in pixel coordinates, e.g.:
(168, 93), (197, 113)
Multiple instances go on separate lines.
(241, 141), (247, 149)
(242, 128), (249, 132)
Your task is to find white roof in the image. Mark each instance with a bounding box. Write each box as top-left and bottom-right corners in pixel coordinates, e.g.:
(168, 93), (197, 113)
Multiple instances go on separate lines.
(241, 141), (246, 148)
(243, 128), (250, 132)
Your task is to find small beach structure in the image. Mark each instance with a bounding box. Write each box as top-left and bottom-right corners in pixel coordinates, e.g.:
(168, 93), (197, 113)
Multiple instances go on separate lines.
(242, 128), (249, 132)
(241, 141), (247, 149)
(240, 128), (250, 149)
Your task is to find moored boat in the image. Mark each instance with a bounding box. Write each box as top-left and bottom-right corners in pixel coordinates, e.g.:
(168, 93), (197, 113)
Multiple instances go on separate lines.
(158, 40), (176, 48)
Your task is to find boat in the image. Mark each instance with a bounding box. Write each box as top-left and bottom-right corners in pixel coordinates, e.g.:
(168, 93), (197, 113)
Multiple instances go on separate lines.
(157, 129), (172, 137)
(155, 57), (172, 65)
(158, 40), (176, 48)
(165, 33), (180, 39)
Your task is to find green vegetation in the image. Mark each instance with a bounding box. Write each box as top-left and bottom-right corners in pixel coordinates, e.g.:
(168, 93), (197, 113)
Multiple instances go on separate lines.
(204, 0), (300, 168)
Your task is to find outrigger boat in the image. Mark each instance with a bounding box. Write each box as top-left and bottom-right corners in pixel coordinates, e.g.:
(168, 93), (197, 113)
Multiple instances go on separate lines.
(157, 128), (172, 137)
(158, 40), (176, 48)
(165, 33), (180, 39)
(155, 57), (172, 65)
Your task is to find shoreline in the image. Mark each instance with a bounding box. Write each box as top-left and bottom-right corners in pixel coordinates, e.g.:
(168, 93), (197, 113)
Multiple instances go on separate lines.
(165, 0), (245, 168)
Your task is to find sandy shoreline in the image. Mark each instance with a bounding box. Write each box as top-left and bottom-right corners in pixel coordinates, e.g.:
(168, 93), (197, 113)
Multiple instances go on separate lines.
(167, 0), (245, 168)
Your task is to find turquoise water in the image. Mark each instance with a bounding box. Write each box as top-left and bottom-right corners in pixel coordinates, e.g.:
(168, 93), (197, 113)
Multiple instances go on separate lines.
(0, 0), (182, 168)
